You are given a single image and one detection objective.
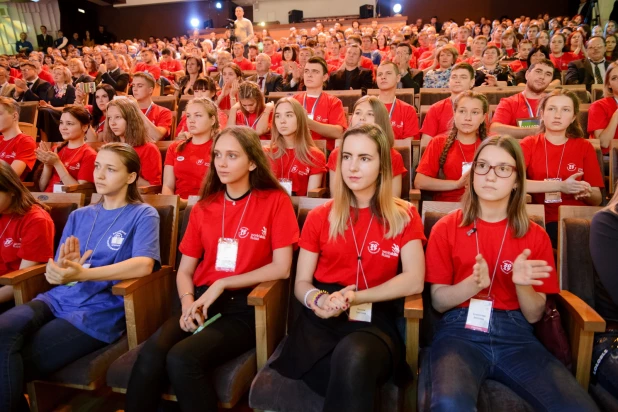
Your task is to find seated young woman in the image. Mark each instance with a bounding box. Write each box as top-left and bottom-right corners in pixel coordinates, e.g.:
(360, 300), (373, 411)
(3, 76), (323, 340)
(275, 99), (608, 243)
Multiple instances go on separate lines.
(79, 84), (116, 142)
(424, 135), (599, 411)
(125, 126), (299, 411)
(37, 65), (77, 142)
(0, 161), (55, 314)
(35, 106), (97, 193)
(215, 63), (243, 113)
(327, 96), (407, 198)
(0, 97), (36, 181)
(521, 89), (604, 247)
(0, 143), (161, 412)
(590, 189), (618, 399)
(415, 91), (488, 202)
(228, 82), (272, 140)
(269, 123), (426, 412)
(174, 56), (205, 100)
(176, 77), (228, 139)
(163, 98), (219, 206)
(104, 98), (162, 186)
(588, 62), (618, 157)
(265, 97), (326, 196)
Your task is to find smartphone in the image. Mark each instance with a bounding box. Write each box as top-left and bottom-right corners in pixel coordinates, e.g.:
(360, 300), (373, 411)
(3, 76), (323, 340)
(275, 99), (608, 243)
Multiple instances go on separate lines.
(81, 82), (96, 93)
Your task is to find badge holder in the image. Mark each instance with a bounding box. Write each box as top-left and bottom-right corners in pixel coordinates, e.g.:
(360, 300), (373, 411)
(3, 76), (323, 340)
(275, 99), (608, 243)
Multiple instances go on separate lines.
(516, 118), (541, 128)
(465, 295), (493, 333)
(279, 179), (293, 196)
(349, 302), (372, 322)
(53, 184), (64, 193)
(66, 263), (90, 287)
(462, 162), (473, 175)
(216, 238), (238, 272)
(544, 178), (562, 203)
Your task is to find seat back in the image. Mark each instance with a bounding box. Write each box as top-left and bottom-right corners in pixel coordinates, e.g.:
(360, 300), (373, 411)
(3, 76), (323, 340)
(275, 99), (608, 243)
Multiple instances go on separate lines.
(611, 141), (618, 194)
(473, 86), (525, 105)
(31, 192), (85, 251)
(366, 88), (415, 106)
(324, 90), (362, 113)
(19, 122), (37, 140)
(18, 102), (39, 124)
(419, 88), (449, 106)
(177, 94), (193, 123)
(393, 139), (411, 200)
(156, 141), (174, 166)
(591, 84), (604, 102)
(578, 104), (590, 135)
(266, 91), (297, 104)
(152, 96), (177, 112)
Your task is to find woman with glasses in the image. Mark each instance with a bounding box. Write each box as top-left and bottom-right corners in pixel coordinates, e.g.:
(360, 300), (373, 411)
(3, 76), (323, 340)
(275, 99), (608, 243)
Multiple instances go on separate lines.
(423, 135), (599, 411)
(520, 89), (603, 247)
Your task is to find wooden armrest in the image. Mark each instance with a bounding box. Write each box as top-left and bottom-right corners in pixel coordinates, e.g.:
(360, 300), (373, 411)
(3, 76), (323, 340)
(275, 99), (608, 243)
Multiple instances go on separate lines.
(556, 290), (605, 333)
(409, 189), (421, 201)
(0, 264), (46, 285)
(62, 182), (95, 193)
(404, 293), (423, 319)
(248, 279), (286, 307)
(23, 182), (34, 188)
(112, 266), (173, 296)
(307, 187), (328, 198)
(139, 185), (162, 194)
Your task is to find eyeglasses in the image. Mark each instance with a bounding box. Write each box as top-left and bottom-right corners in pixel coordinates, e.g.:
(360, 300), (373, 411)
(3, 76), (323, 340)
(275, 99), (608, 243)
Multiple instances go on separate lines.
(473, 161), (517, 178)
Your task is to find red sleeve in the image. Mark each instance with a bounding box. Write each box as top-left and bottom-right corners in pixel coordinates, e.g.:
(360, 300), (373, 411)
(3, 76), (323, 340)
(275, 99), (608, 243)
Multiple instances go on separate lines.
(329, 98), (348, 130)
(519, 135), (535, 168)
(298, 205), (327, 253)
(176, 115), (188, 134)
(491, 97), (516, 126)
(76, 148), (96, 182)
(401, 206), (427, 246)
(309, 149), (327, 175)
(164, 142), (178, 167)
(156, 107), (173, 137)
(140, 144), (162, 185)
(149, 65), (161, 80)
(587, 99), (610, 133)
(18, 210), (54, 263)
(424, 217), (455, 285)
(327, 148), (339, 172)
(15, 136), (37, 171)
(415, 136), (444, 178)
(419, 104), (440, 136)
(179, 204), (204, 258)
(530, 224), (559, 294)
(582, 140), (605, 188)
(404, 105), (420, 140)
(270, 192), (300, 250)
(392, 149), (407, 177)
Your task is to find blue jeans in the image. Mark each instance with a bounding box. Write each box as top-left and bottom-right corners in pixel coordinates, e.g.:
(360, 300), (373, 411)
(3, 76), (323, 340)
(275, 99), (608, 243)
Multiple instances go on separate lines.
(592, 332), (618, 397)
(0, 300), (106, 411)
(428, 308), (599, 412)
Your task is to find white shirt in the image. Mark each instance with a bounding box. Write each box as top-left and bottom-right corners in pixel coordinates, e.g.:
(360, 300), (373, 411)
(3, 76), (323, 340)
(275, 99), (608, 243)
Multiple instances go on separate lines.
(234, 18), (254, 44)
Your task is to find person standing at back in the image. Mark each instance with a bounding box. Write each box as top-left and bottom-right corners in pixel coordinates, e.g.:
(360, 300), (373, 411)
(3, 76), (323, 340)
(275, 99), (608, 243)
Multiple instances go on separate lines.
(234, 6), (254, 57)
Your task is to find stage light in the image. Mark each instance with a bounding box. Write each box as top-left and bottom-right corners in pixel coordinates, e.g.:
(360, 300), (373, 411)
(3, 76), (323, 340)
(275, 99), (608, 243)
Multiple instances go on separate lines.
(78, 9), (85, 13)
(190, 18), (200, 28)
(393, 3), (402, 13)
(215, 2), (222, 9)
(260, 22), (266, 27)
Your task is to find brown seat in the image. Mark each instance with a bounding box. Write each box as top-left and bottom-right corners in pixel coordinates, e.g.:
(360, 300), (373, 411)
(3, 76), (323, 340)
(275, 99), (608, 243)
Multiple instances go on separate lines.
(152, 95), (177, 112)
(367, 88), (415, 106)
(419, 88), (450, 106)
(18, 101), (39, 124)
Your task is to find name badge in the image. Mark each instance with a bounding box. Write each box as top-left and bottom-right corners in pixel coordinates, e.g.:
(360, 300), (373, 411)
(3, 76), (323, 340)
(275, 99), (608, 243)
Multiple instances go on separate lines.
(279, 179), (293, 196)
(307, 113), (314, 120)
(516, 118), (541, 128)
(465, 297), (493, 333)
(349, 302), (372, 322)
(53, 184), (64, 193)
(462, 162), (473, 175)
(216, 238), (238, 272)
(544, 178), (562, 203)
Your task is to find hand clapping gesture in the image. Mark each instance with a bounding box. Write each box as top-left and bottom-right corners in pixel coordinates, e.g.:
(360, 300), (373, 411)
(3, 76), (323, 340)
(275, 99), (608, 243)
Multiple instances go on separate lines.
(511, 249), (552, 287)
(472, 254), (491, 290)
(45, 236), (93, 285)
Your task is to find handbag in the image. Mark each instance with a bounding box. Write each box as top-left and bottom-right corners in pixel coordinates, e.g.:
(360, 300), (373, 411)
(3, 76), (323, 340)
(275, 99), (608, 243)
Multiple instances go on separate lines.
(534, 296), (572, 371)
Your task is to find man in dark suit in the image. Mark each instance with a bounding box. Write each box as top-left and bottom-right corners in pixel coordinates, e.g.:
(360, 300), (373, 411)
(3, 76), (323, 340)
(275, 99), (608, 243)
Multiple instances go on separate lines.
(12, 62), (51, 102)
(393, 43), (423, 93)
(282, 48), (314, 92)
(36, 26), (54, 53)
(246, 53), (283, 95)
(327, 44), (373, 92)
(565, 36), (609, 92)
(211, 51), (232, 89)
(96, 52), (130, 92)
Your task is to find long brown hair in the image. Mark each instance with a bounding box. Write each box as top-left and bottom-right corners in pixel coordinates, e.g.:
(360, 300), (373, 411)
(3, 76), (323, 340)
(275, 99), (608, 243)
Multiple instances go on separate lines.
(329, 124), (411, 239)
(269, 98), (318, 167)
(98, 143), (143, 204)
(604, 62), (618, 97)
(351, 96), (395, 147)
(0, 161), (49, 214)
(460, 136), (529, 237)
(103, 99), (149, 146)
(199, 126), (284, 202)
(538, 88), (584, 138)
(439, 91), (489, 171)
(56, 105), (91, 152)
(238, 82), (265, 117)
(177, 97), (220, 152)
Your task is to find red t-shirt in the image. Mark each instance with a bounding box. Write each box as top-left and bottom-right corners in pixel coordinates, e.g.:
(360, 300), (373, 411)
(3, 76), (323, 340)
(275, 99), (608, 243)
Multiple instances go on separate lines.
(164, 139), (212, 199)
(133, 142), (162, 185)
(300, 201), (426, 287)
(588, 96), (618, 154)
(509, 60), (528, 73)
(233, 58), (255, 71)
(292, 92), (348, 151)
(217, 93), (239, 111)
(384, 99), (420, 140)
(38, 70), (55, 86)
(9, 67), (22, 83)
(0, 133), (37, 181)
(425, 210), (559, 310)
(420, 98), (453, 138)
(0, 206), (55, 276)
(142, 104), (173, 140)
(416, 135), (481, 202)
(491, 92), (541, 127)
(520, 134), (605, 223)
(235, 111), (272, 140)
(44, 144), (97, 192)
(267, 52), (282, 71)
(504, 48), (516, 58)
(327, 147), (406, 177)
(180, 189), (299, 286)
(134, 63), (161, 80)
(159, 59), (183, 82)
(265, 147), (327, 196)
(454, 43), (467, 55)
(550, 53), (576, 72)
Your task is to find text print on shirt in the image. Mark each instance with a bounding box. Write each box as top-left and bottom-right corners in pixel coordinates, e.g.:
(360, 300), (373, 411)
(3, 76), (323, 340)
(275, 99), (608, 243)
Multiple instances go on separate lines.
(366, 240), (401, 259)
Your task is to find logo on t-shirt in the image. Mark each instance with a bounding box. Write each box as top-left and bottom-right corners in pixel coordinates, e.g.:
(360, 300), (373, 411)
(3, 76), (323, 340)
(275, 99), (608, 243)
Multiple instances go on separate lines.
(1, 151), (16, 159)
(238, 227), (250, 238)
(177, 156), (185, 162)
(391, 120), (403, 129)
(3, 238), (13, 247)
(567, 163), (577, 172)
(291, 165), (299, 174)
(250, 226), (267, 241)
(368, 241), (381, 254)
(380, 243), (400, 259)
(68, 162), (81, 171)
(196, 159), (205, 166)
(501, 260), (514, 274)
(107, 230), (127, 251)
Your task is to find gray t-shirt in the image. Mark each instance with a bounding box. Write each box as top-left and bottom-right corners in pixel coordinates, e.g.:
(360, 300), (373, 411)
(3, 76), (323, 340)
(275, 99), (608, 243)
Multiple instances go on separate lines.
(234, 17), (254, 44)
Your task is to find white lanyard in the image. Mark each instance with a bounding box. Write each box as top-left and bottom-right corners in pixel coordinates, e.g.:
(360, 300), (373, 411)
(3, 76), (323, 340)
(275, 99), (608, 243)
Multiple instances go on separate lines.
(474, 219), (509, 297)
(349, 214), (374, 291)
(388, 98), (397, 119)
(521, 92), (538, 118)
(457, 140), (479, 163)
(84, 203), (129, 266)
(0, 216), (14, 240)
(279, 150), (296, 180)
(544, 136), (567, 180)
(60, 144), (85, 167)
(222, 192), (252, 239)
(0, 138), (16, 156)
(244, 112), (263, 129)
(144, 102), (154, 118)
(303, 92), (322, 118)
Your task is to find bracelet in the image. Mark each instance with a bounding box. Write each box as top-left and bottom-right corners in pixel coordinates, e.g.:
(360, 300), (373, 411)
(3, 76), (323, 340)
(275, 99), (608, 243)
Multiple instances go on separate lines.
(179, 292), (194, 301)
(312, 290), (328, 308)
(303, 288), (319, 308)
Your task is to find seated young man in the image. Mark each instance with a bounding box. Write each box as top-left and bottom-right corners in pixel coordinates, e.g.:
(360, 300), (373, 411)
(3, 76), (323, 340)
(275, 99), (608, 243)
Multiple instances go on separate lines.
(131, 72), (173, 141)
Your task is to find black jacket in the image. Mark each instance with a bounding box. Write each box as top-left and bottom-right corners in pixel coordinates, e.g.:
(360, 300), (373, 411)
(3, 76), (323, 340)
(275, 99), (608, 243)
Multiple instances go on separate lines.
(13, 78), (52, 102)
(36, 34), (54, 52)
(565, 58), (611, 92)
(96, 68), (130, 92)
(246, 72), (283, 94)
(327, 67), (373, 92)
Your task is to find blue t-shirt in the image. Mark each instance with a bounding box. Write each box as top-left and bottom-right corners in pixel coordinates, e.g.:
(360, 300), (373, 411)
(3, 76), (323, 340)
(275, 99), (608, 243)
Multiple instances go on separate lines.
(36, 202), (161, 343)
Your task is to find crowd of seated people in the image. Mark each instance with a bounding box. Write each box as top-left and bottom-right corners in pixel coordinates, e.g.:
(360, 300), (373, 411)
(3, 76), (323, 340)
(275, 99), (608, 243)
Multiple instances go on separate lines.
(1, 9), (618, 412)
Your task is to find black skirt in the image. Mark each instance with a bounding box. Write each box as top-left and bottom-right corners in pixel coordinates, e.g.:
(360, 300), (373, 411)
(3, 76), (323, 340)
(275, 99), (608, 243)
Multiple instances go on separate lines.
(193, 285), (255, 330)
(270, 281), (411, 386)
